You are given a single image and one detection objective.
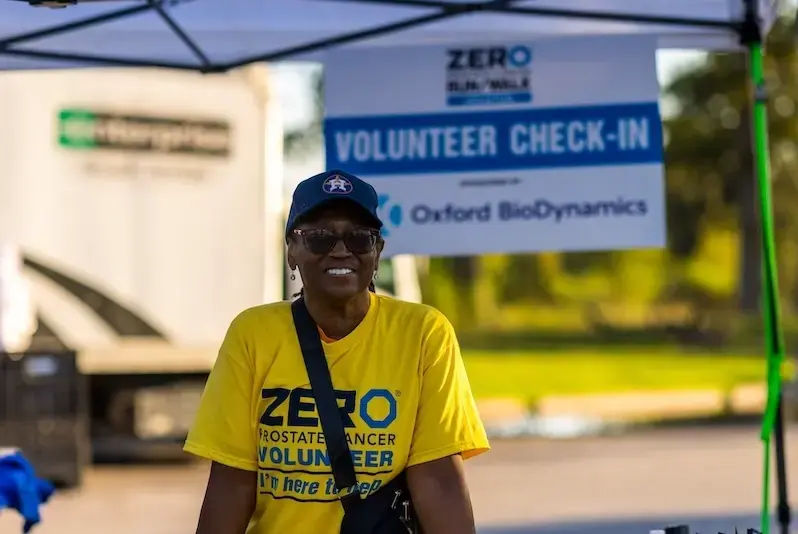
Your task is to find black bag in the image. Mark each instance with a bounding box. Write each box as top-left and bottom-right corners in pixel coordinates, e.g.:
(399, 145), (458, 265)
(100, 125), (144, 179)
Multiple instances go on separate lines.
(291, 298), (418, 534)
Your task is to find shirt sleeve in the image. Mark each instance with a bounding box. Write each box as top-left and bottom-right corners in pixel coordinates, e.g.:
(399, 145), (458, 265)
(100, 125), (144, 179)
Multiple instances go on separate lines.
(407, 311), (490, 467)
(183, 312), (258, 472)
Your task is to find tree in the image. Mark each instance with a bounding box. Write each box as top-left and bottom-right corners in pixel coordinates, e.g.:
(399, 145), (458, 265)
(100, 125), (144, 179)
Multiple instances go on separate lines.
(662, 14), (798, 312)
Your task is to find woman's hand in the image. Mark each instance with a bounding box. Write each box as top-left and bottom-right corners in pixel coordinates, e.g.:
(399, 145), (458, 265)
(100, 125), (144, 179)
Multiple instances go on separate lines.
(406, 454), (476, 534)
(195, 461), (257, 534)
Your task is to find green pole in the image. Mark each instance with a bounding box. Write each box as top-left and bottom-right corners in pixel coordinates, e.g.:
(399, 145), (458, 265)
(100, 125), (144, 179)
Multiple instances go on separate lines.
(747, 41), (786, 534)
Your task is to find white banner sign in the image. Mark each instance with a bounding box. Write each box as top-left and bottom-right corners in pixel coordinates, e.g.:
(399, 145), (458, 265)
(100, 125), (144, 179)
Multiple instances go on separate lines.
(324, 35), (666, 257)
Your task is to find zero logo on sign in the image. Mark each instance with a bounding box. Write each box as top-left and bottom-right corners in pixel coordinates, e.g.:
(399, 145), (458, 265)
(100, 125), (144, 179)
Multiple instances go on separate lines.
(446, 45), (532, 70)
(260, 387), (398, 429)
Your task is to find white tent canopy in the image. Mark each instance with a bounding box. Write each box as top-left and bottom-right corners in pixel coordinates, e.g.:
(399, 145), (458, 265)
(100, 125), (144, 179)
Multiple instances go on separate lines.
(0, 0), (782, 72)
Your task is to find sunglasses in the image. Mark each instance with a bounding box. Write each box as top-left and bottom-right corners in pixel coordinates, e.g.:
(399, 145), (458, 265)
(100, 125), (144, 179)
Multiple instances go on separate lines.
(292, 228), (381, 255)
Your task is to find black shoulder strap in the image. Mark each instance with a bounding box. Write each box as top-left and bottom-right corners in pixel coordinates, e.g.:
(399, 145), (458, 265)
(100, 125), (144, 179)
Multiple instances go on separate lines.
(291, 298), (360, 512)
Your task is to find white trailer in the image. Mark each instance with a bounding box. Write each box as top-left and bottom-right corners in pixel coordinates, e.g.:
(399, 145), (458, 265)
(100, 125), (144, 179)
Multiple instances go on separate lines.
(0, 66), (284, 458)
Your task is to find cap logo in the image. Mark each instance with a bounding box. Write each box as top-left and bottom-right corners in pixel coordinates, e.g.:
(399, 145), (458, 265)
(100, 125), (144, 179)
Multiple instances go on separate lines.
(322, 174), (353, 195)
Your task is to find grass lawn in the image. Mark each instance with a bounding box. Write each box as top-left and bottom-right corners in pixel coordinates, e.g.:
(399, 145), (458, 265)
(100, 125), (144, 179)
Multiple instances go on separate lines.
(462, 348), (795, 402)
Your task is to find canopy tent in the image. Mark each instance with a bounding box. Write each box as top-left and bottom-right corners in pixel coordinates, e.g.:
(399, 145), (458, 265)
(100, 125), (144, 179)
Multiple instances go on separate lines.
(0, 1), (790, 534)
(0, 0), (782, 71)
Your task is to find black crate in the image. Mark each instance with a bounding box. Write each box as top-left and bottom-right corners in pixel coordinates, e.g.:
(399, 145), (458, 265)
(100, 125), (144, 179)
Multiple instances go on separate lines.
(0, 351), (90, 487)
(0, 419), (89, 488)
(0, 351), (86, 421)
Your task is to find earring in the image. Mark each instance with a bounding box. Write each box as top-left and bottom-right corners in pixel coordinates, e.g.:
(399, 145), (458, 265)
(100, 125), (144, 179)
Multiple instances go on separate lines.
(290, 269), (296, 281)
(373, 270), (379, 281)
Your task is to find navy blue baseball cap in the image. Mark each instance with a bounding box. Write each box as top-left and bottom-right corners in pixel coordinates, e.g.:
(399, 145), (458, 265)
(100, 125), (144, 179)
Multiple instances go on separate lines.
(285, 169), (383, 237)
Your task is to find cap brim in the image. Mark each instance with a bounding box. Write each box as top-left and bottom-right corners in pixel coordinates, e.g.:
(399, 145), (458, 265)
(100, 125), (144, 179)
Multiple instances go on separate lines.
(288, 197), (383, 234)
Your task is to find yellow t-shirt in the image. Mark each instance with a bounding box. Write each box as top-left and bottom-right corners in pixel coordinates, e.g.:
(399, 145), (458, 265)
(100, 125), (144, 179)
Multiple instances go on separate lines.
(184, 292), (489, 534)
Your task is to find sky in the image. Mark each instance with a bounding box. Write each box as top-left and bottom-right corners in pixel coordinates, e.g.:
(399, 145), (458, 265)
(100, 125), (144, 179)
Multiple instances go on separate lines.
(271, 50), (709, 189)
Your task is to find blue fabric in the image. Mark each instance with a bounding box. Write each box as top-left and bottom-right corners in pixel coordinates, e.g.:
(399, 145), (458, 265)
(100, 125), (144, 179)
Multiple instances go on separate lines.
(285, 169), (383, 236)
(0, 452), (54, 533)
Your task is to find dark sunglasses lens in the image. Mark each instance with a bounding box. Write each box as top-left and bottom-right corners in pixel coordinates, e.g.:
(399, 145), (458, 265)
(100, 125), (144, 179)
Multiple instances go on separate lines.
(304, 233), (337, 255)
(344, 231), (377, 254)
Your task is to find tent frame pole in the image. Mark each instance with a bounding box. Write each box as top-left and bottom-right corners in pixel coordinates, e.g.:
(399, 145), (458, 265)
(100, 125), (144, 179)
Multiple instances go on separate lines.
(739, 2), (790, 534)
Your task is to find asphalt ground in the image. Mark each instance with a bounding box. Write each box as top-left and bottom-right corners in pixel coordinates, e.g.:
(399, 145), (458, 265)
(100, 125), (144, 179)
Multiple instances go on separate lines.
(2, 425), (796, 534)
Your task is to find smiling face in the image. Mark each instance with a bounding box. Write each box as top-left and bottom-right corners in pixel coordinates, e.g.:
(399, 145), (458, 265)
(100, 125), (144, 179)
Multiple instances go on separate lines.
(287, 201), (384, 302)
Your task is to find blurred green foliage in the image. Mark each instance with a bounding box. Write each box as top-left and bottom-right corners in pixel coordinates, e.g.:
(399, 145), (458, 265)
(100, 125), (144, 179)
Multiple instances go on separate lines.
(462, 349), (772, 401)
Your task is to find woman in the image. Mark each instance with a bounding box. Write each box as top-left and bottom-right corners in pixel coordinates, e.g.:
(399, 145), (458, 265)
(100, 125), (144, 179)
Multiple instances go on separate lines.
(184, 170), (490, 534)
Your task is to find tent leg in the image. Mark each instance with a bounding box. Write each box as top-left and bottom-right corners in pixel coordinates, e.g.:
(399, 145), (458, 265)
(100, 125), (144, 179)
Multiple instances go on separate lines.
(739, 2), (790, 534)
